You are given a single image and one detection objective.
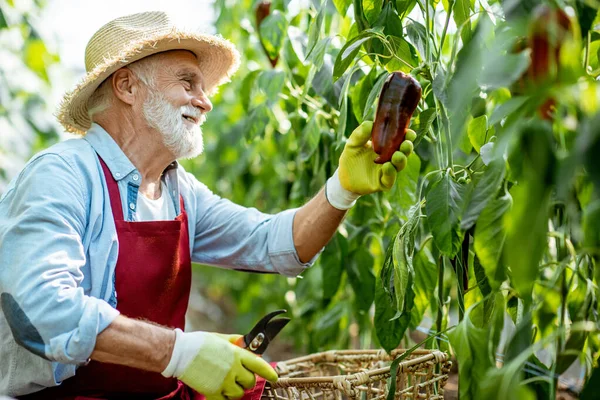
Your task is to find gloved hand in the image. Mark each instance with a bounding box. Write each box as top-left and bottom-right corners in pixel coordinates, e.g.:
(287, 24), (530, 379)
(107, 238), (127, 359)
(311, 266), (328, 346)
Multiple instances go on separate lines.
(325, 121), (416, 210)
(162, 329), (278, 400)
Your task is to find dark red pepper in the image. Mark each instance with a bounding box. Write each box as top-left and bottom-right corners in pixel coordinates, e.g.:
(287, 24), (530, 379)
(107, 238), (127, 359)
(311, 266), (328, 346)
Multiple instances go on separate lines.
(371, 72), (421, 164)
(255, 0), (278, 68)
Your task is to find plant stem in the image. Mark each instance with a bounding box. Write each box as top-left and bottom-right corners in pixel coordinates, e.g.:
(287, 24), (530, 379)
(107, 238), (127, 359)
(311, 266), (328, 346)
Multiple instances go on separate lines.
(436, 1), (454, 72)
(585, 31), (591, 73)
(436, 255), (444, 349)
(424, 0), (431, 64)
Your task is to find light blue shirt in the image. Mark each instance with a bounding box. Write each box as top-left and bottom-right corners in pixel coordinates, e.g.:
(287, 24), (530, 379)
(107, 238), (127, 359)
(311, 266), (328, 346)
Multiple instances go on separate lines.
(0, 123), (314, 396)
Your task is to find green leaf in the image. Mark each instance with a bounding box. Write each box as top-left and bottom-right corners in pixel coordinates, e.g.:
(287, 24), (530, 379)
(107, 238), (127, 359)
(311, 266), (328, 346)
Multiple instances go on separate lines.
(580, 365), (600, 400)
(0, 7), (7, 29)
(461, 160), (506, 230)
(23, 39), (57, 83)
(333, 0), (352, 16)
(479, 51), (530, 90)
(375, 269), (414, 353)
(361, 71), (389, 121)
(257, 70), (285, 106)
(244, 107), (271, 141)
(333, 29), (381, 80)
(414, 109), (437, 143)
(299, 114), (321, 161)
(474, 191), (512, 290)
(320, 233), (347, 302)
(453, 0), (472, 43)
(489, 96), (528, 126)
(448, 303), (496, 400)
(258, 11), (288, 60)
(391, 153), (421, 217)
(467, 115), (488, 153)
(346, 248), (376, 311)
(307, 0), (327, 56)
(426, 172), (467, 257)
(363, 0), (384, 25)
(306, 36), (332, 68)
(313, 302), (345, 348)
(406, 21), (428, 59)
(240, 70), (261, 112)
(395, 0), (417, 17)
(576, 2), (597, 40)
(410, 246), (438, 327)
(392, 234), (411, 312)
(351, 68), (377, 122)
(385, 36), (419, 72)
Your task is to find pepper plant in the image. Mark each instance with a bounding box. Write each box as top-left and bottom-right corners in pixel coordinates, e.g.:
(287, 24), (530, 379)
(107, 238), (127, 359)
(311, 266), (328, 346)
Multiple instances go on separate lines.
(188, 0), (600, 398)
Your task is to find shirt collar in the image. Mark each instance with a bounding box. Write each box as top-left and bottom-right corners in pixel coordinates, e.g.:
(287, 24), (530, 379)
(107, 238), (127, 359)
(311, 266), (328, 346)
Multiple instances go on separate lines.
(84, 123), (179, 181)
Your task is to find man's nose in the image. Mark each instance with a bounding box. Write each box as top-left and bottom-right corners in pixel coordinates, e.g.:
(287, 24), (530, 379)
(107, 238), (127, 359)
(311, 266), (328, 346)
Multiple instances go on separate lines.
(191, 92), (213, 113)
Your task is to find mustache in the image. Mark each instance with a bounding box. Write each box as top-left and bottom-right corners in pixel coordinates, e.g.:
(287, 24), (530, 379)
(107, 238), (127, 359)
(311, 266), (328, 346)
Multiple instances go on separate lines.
(181, 106), (206, 124)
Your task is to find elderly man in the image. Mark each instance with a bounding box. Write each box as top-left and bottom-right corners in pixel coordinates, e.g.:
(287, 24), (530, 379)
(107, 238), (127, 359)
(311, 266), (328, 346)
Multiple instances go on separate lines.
(0, 11), (415, 400)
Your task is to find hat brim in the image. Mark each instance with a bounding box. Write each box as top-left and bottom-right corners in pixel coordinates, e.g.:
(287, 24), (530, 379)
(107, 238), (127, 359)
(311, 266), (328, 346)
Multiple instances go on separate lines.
(58, 29), (240, 135)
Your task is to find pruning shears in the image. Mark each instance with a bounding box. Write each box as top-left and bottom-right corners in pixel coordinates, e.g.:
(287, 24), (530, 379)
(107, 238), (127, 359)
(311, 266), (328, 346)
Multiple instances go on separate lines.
(234, 309), (290, 355)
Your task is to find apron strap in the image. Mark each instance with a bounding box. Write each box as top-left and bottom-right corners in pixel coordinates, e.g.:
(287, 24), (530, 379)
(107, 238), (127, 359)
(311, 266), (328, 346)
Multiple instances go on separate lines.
(98, 156), (125, 221)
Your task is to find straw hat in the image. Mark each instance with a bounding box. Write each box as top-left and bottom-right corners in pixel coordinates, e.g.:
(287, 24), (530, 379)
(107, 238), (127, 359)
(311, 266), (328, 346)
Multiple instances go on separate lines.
(58, 11), (240, 135)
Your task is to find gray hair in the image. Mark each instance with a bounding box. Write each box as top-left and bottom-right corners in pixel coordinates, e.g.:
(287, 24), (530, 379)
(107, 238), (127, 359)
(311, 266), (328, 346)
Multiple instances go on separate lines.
(87, 53), (164, 121)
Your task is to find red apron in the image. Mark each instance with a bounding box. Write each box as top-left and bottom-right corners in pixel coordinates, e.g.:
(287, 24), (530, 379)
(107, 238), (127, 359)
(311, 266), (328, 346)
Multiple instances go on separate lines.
(20, 156), (271, 400)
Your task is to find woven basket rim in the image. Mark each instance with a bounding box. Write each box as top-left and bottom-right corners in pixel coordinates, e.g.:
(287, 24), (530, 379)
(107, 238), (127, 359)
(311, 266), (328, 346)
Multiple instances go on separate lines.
(272, 349), (449, 387)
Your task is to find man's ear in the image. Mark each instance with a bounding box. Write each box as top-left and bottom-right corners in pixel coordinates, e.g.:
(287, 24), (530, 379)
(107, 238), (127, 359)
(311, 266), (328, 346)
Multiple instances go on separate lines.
(111, 67), (141, 106)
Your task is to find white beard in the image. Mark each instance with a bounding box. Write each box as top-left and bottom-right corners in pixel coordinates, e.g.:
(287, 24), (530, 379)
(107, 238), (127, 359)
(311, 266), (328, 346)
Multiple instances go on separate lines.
(142, 90), (205, 159)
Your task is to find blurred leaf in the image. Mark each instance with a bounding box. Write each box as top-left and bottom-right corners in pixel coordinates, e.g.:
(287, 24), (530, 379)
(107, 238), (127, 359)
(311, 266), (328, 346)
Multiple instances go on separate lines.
(333, 0), (352, 16)
(461, 159), (506, 230)
(257, 70), (285, 106)
(474, 191), (512, 290)
(299, 114), (321, 161)
(321, 233), (348, 302)
(240, 70), (261, 112)
(480, 51), (530, 90)
(392, 233), (412, 312)
(23, 39), (57, 83)
(426, 172), (468, 257)
(244, 106), (271, 141)
(307, 0), (327, 55)
(467, 115), (488, 153)
(346, 248), (376, 311)
(489, 96), (528, 126)
(306, 36), (332, 68)
(259, 11), (288, 61)
(313, 302), (345, 348)
(0, 8), (7, 29)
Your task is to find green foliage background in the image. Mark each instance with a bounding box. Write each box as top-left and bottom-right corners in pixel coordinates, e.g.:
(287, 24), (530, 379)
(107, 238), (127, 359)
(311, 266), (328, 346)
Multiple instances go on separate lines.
(3, 0), (600, 397)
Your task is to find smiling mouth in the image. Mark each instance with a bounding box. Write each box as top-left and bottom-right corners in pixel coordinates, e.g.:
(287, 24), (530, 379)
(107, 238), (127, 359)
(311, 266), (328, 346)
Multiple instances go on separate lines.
(182, 115), (198, 124)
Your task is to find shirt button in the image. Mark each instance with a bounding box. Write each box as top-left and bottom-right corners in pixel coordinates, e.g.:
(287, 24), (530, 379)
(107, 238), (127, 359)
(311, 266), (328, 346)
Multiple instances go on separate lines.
(129, 202), (135, 210)
(132, 174), (139, 181)
(115, 172), (121, 178)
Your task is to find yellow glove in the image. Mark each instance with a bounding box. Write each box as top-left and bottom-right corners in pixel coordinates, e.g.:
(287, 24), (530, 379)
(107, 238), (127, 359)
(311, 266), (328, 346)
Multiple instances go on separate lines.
(325, 121), (415, 210)
(162, 329), (278, 400)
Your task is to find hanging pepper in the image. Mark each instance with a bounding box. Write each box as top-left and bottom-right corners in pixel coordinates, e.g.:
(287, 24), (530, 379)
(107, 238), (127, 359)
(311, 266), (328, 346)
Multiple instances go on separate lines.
(371, 72), (421, 164)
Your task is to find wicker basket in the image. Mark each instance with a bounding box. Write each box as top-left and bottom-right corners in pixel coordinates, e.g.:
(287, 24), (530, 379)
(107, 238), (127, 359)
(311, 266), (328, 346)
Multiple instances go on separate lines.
(263, 349), (451, 400)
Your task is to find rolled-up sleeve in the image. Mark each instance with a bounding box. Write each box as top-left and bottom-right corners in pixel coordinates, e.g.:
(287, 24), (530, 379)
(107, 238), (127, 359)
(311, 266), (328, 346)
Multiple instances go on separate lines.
(190, 177), (315, 277)
(0, 154), (119, 365)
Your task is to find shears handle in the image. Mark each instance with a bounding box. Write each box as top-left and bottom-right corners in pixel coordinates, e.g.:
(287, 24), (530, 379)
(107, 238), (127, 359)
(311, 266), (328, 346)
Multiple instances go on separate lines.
(234, 336), (246, 349)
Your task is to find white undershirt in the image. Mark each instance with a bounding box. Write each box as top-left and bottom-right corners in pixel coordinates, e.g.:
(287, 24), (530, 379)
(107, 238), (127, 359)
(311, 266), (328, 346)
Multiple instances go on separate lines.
(136, 182), (177, 221)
